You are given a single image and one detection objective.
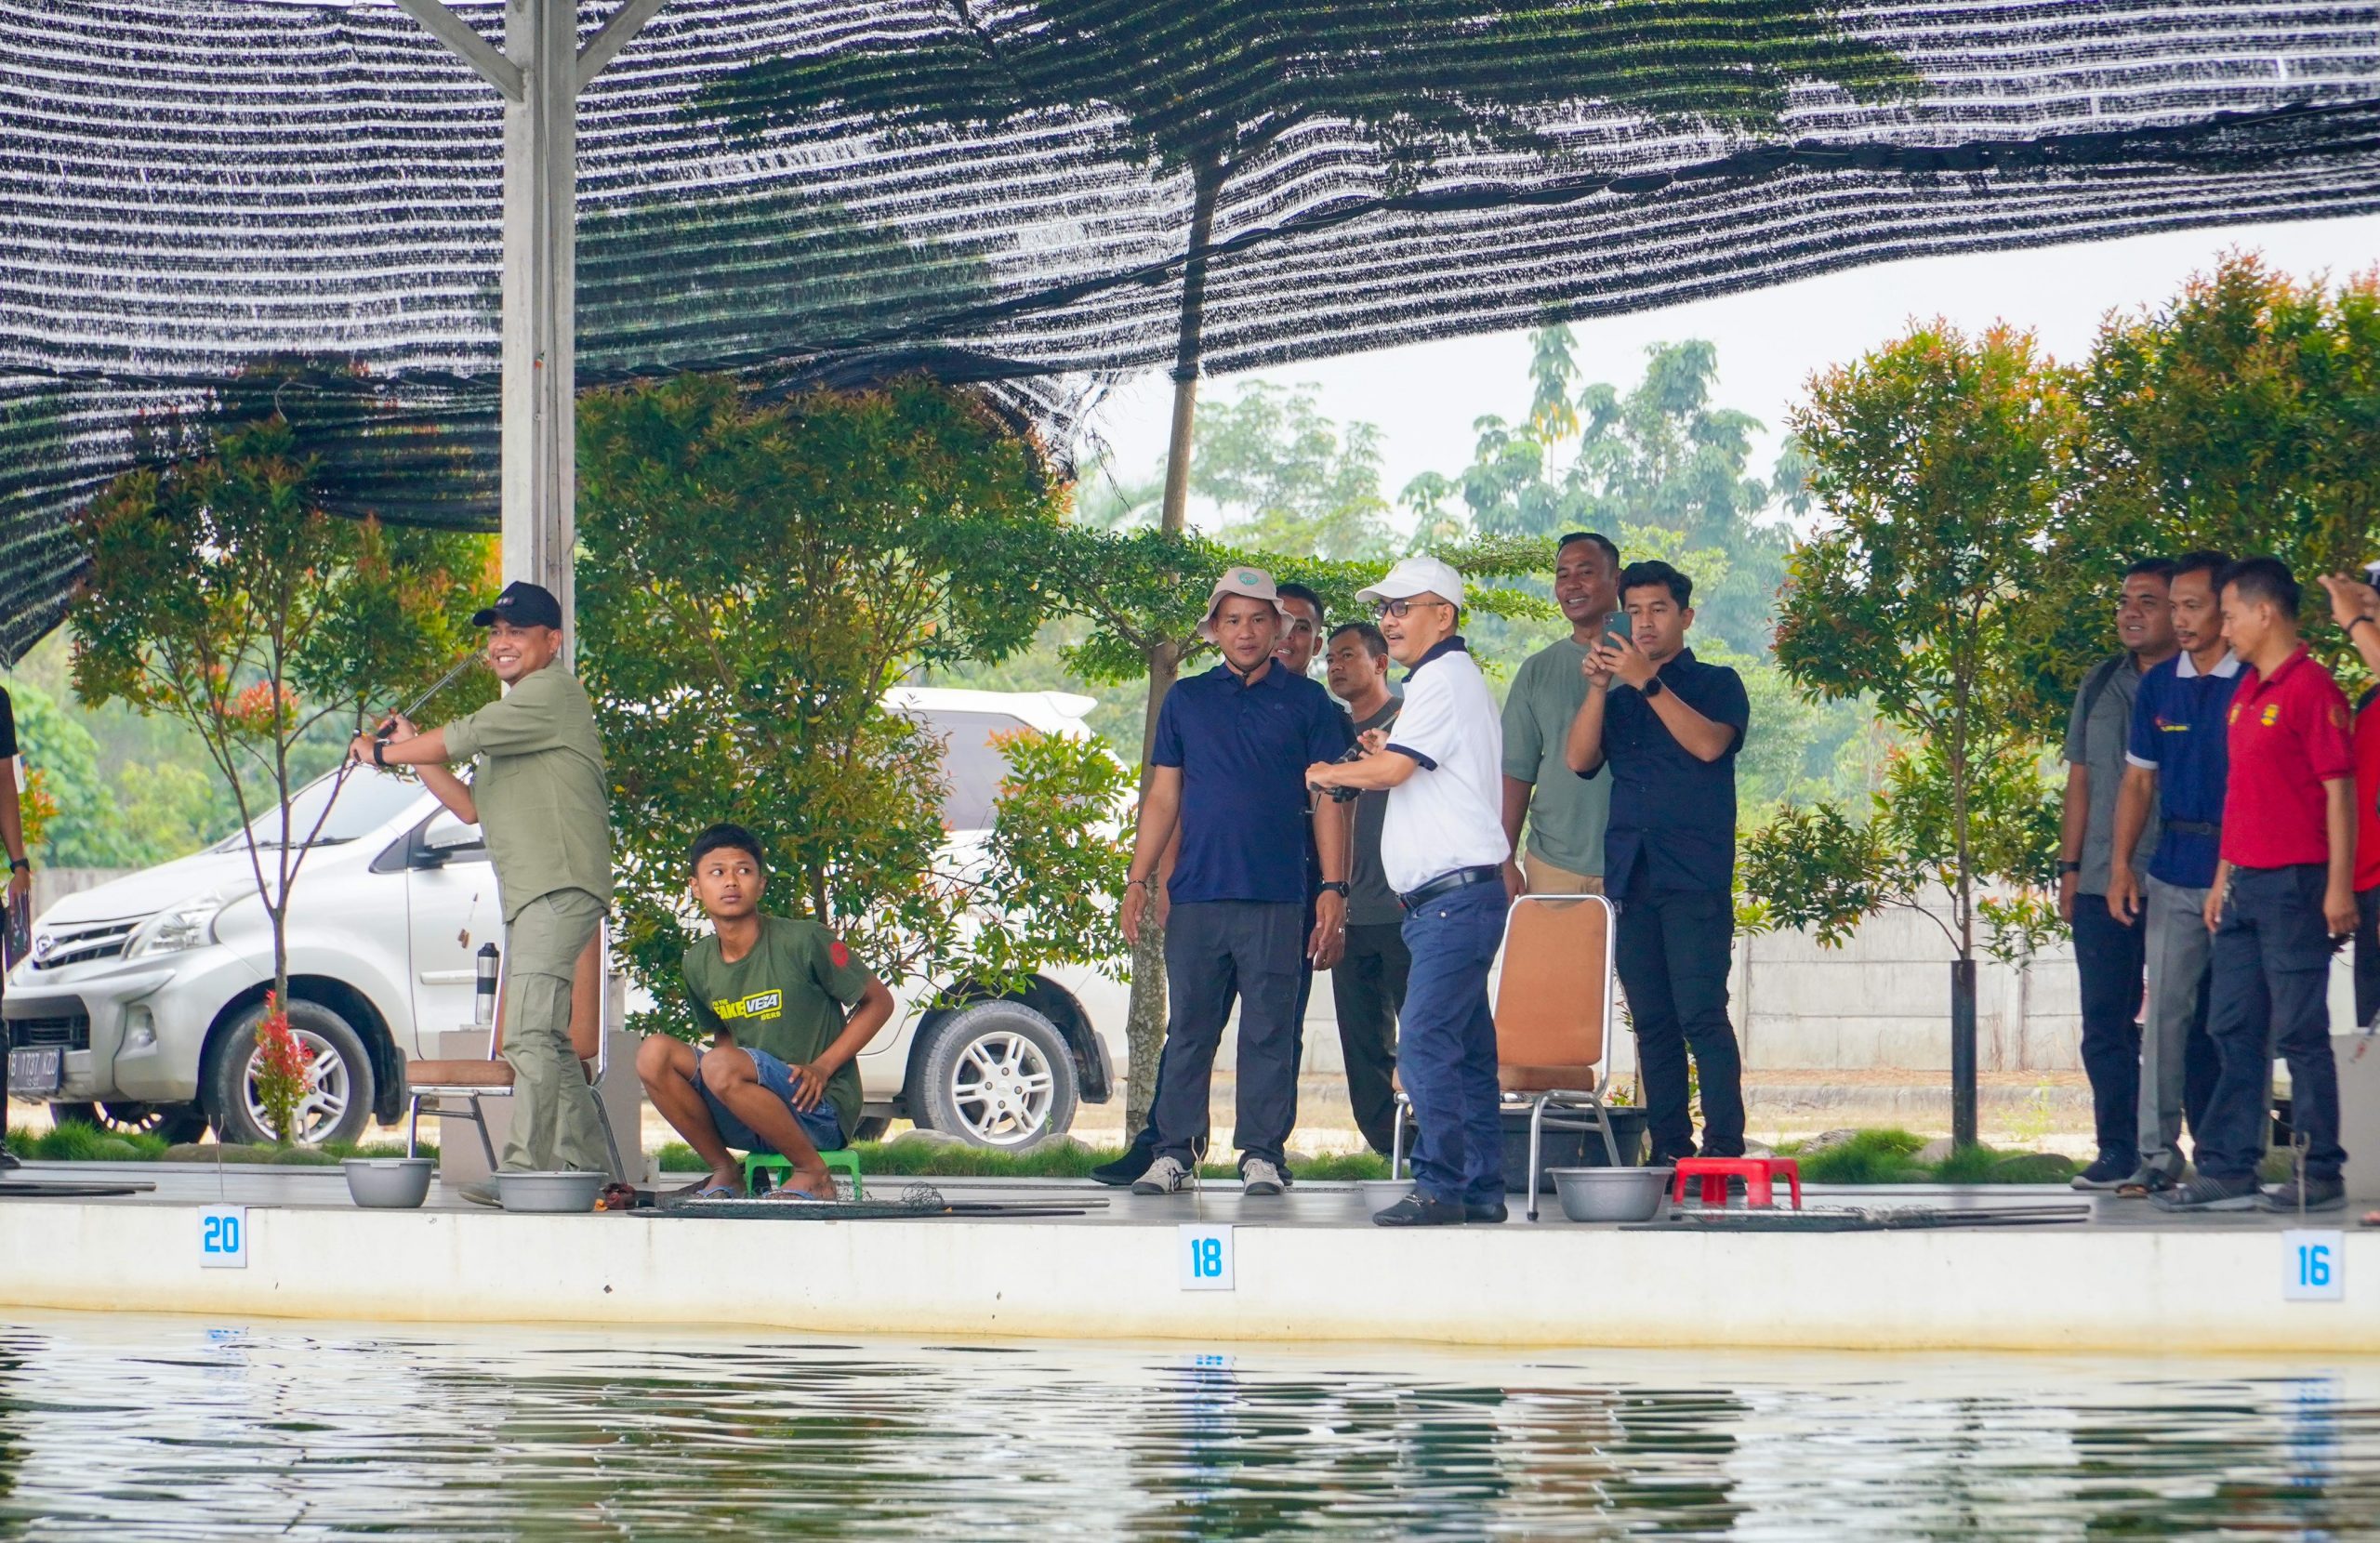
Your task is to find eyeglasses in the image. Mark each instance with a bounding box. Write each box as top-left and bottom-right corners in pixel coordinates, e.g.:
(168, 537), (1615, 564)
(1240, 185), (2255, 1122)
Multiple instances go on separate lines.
(1373, 598), (1451, 619)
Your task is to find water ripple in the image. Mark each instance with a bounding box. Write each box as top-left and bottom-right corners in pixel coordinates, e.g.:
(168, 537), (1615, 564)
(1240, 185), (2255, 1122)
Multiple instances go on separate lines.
(0, 1318), (2374, 1539)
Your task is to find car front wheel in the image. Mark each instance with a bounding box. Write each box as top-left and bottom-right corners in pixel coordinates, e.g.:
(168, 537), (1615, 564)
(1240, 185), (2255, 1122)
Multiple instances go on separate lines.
(48, 1101), (210, 1144)
(207, 999), (376, 1148)
(911, 1001), (1078, 1151)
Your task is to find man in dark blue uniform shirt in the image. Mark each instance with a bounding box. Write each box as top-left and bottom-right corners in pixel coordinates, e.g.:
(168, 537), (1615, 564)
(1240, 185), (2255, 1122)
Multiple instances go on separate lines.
(1565, 560), (1750, 1164)
(1121, 568), (1353, 1198)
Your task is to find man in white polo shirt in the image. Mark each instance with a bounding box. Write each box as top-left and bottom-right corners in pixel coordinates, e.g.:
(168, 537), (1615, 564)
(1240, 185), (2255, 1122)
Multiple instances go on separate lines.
(1307, 556), (1513, 1226)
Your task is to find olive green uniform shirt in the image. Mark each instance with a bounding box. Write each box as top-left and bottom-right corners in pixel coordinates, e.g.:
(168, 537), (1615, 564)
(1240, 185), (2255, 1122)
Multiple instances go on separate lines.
(441, 663), (614, 922)
(682, 916), (871, 1137)
(1501, 635), (1612, 876)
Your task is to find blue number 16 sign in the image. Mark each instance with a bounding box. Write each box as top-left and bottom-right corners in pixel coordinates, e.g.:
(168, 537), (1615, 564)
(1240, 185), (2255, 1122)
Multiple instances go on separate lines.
(1178, 1223), (1235, 1291)
(2281, 1230), (2342, 1302)
(200, 1206), (249, 1270)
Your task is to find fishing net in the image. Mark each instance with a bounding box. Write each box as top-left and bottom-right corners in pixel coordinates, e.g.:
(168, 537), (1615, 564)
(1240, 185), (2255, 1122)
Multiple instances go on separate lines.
(4, 0), (2376, 659)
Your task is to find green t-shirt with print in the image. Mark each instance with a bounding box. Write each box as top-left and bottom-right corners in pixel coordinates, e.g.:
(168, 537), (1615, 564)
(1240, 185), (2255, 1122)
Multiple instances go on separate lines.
(682, 916), (871, 1138)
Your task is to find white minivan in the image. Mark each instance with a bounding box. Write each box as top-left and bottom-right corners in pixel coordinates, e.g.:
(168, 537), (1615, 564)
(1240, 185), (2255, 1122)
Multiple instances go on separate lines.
(3, 688), (1126, 1150)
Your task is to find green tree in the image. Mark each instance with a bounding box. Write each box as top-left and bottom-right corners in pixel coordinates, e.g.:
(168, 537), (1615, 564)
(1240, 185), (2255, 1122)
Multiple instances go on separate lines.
(7, 680), (223, 869)
(2040, 253), (2380, 694)
(1757, 321), (2078, 1147)
(1403, 333), (1805, 651)
(575, 374), (1130, 1047)
(70, 409), (488, 1007)
(1193, 383), (1395, 560)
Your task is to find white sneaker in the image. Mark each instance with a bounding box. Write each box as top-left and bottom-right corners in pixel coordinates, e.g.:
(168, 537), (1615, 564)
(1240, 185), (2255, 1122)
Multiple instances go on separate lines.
(1240, 1158), (1285, 1196)
(1132, 1154), (1192, 1195)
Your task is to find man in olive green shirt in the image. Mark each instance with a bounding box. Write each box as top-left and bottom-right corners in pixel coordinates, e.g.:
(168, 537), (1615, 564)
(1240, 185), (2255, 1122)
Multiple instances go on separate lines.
(636, 823), (894, 1199)
(357, 581), (615, 1191)
(1501, 532), (1620, 895)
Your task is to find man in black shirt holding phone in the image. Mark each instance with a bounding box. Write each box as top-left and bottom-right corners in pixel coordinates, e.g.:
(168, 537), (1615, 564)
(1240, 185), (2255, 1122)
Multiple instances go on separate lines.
(1564, 560), (1751, 1164)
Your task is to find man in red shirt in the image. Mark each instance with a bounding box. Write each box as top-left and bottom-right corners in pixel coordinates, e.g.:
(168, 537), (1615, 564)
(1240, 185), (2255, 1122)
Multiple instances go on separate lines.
(2319, 569), (2380, 1026)
(2159, 559), (2358, 1213)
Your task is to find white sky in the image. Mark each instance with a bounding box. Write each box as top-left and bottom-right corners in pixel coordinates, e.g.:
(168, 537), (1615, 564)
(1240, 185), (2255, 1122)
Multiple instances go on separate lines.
(1088, 213), (2380, 525)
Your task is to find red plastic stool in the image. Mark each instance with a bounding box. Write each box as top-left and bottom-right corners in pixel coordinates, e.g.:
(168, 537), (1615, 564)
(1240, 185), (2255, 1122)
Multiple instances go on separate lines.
(1671, 1156), (1802, 1209)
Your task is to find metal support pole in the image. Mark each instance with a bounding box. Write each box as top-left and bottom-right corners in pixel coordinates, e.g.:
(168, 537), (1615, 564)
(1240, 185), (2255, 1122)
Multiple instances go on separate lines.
(500, 0), (578, 643)
(393, 0), (668, 654)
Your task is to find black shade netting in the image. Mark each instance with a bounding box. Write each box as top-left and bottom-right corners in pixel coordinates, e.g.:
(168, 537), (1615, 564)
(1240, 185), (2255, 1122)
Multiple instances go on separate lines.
(3, 0), (2376, 661)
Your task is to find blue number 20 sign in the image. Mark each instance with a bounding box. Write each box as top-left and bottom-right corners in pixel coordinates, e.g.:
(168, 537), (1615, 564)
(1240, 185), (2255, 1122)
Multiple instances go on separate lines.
(200, 1206), (249, 1270)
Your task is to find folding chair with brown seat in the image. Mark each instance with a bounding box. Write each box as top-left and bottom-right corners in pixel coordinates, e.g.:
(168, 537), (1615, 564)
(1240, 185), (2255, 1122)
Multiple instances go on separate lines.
(1385, 892), (1627, 1219)
(1494, 892), (1625, 1220)
(403, 929), (625, 1180)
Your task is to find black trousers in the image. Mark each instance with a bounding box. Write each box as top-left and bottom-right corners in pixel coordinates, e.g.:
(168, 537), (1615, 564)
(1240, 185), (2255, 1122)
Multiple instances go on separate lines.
(2070, 893), (2147, 1168)
(2357, 886), (2378, 1027)
(2199, 864), (2346, 1183)
(1150, 901), (1304, 1168)
(1330, 921), (1409, 1154)
(1615, 888), (1744, 1161)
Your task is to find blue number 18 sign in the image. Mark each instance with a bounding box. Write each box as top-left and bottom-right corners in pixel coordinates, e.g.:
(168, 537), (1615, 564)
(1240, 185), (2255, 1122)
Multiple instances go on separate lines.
(1178, 1223), (1235, 1291)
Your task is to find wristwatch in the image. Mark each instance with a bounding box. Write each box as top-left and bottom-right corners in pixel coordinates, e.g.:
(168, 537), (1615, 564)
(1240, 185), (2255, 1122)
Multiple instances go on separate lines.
(2059, 861), (2082, 875)
(7, 858), (25, 875)
(372, 738), (388, 768)
(1317, 880), (1351, 898)
(1640, 674), (1666, 699)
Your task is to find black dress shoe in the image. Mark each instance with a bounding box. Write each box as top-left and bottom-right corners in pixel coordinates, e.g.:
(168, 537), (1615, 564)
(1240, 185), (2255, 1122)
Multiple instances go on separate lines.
(1465, 1199), (1508, 1224)
(1090, 1126), (1160, 1187)
(1373, 1194), (1466, 1227)
(0, 1143), (20, 1171)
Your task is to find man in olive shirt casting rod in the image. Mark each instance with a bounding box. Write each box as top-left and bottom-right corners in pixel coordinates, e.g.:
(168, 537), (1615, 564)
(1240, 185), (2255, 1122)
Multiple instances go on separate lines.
(352, 581), (615, 1199)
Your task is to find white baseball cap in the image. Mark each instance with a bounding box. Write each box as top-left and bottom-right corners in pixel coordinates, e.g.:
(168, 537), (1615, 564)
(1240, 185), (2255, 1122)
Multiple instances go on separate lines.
(1355, 555), (1466, 611)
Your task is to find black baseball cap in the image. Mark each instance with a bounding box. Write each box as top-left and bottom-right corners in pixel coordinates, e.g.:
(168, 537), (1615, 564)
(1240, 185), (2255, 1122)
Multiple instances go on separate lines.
(470, 580), (563, 630)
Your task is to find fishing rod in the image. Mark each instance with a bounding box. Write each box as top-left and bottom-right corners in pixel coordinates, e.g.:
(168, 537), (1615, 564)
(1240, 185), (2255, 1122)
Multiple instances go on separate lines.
(367, 648), (483, 753)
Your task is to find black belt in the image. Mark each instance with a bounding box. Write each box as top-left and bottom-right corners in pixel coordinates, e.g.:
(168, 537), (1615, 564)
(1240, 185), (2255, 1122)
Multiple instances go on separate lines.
(1399, 864), (1502, 911)
(2165, 820), (2221, 837)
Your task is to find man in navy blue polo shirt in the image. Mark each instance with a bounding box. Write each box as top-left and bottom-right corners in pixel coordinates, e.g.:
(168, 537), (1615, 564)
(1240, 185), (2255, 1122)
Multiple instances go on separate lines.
(1565, 560), (1750, 1164)
(1123, 568), (1352, 1199)
(2107, 550), (2236, 1195)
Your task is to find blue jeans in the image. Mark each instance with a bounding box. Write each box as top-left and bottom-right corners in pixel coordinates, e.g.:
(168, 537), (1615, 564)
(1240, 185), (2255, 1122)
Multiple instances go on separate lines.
(1398, 881), (1509, 1206)
(694, 1047), (847, 1154)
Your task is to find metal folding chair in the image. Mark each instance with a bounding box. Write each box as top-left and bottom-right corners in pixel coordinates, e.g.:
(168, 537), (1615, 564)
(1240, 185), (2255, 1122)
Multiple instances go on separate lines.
(1390, 892), (1626, 1219)
(403, 928), (626, 1180)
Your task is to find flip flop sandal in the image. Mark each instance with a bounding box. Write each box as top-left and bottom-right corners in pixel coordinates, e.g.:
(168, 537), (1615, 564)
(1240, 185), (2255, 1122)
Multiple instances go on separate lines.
(758, 1185), (830, 1203)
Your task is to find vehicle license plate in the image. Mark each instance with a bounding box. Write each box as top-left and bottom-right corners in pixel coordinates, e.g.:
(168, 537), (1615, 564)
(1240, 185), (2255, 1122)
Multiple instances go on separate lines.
(7, 1046), (60, 1097)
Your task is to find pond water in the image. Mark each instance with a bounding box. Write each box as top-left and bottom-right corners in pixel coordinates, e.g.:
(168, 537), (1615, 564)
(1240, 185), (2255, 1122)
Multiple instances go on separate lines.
(0, 1312), (2374, 1538)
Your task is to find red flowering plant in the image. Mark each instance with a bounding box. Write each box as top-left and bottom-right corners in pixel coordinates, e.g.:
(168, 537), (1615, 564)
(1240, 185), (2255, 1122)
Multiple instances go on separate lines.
(252, 992), (310, 1147)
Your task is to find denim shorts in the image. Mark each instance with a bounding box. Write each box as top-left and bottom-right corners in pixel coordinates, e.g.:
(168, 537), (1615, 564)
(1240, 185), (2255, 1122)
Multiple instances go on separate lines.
(694, 1046), (847, 1154)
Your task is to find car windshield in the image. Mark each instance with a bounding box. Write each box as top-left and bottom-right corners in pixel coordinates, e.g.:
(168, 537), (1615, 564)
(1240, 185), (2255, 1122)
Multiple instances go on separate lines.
(919, 710), (1031, 832)
(216, 770), (424, 851)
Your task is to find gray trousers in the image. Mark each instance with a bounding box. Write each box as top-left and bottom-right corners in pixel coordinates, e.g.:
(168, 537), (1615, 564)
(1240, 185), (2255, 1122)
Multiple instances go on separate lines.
(2138, 876), (2216, 1179)
(498, 887), (609, 1174)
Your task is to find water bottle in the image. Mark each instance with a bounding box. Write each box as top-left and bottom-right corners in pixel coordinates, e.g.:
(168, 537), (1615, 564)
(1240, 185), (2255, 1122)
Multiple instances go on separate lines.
(474, 943), (499, 1026)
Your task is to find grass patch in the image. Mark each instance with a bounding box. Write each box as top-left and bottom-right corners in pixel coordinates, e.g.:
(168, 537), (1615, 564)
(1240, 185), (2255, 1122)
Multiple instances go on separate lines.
(7, 1128), (435, 1165)
(654, 1139), (1395, 1182)
(1775, 1128), (2078, 1185)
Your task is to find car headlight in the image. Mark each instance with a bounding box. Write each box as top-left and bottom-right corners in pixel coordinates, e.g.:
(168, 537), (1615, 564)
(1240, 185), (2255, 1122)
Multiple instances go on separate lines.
(128, 893), (228, 956)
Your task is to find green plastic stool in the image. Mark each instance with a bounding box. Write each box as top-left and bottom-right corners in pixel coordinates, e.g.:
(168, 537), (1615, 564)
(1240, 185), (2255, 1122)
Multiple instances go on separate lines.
(743, 1148), (864, 1200)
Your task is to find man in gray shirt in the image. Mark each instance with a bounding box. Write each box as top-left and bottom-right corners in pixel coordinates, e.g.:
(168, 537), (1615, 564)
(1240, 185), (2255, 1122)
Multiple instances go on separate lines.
(2058, 558), (2175, 1189)
(1501, 532), (1620, 896)
(1323, 620), (1404, 1154)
